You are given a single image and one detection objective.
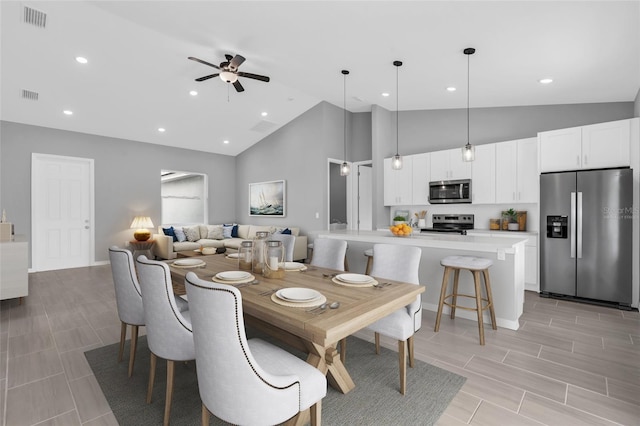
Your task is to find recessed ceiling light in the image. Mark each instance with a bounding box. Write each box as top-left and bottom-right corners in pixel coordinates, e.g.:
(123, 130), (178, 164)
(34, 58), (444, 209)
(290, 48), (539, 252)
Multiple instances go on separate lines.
(446, 87), (457, 92)
(381, 92), (390, 97)
(223, 140), (229, 144)
(75, 56), (88, 64)
(158, 128), (166, 132)
(261, 112), (268, 117)
(63, 110), (73, 115)
(189, 90), (198, 96)
(539, 78), (553, 84)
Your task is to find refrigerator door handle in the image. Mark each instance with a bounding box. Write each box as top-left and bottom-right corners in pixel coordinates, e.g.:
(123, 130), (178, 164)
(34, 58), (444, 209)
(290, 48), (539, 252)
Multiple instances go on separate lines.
(577, 191), (583, 259)
(570, 192), (576, 258)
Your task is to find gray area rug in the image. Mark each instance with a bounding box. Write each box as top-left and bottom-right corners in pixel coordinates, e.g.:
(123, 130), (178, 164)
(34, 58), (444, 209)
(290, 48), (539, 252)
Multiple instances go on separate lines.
(85, 332), (465, 425)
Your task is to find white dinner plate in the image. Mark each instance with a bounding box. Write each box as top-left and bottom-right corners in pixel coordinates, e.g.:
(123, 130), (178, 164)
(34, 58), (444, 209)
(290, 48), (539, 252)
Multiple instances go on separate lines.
(215, 271), (252, 281)
(284, 262), (305, 270)
(336, 273), (373, 284)
(174, 258), (206, 266)
(276, 288), (321, 302)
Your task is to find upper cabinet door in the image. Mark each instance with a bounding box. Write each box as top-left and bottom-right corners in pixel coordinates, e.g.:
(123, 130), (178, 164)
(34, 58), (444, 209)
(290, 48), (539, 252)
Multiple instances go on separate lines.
(383, 156), (413, 206)
(471, 144), (495, 204)
(516, 138), (539, 203)
(448, 148), (472, 180)
(581, 120), (630, 170)
(538, 127), (582, 172)
(411, 153), (430, 205)
(429, 150), (450, 181)
(495, 140), (517, 203)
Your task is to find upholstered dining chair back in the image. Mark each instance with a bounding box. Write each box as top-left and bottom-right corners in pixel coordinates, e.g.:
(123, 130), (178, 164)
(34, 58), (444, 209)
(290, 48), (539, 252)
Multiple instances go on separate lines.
(310, 238), (348, 271)
(109, 246), (144, 326)
(185, 272), (326, 426)
(267, 233), (296, 262)
(370, 243), (422, 331)
(135, 255), (194, 362)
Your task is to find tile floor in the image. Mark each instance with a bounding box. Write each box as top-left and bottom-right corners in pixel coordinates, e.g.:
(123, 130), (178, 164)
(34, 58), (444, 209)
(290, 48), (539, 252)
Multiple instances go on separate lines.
(1, 265), (639, 425)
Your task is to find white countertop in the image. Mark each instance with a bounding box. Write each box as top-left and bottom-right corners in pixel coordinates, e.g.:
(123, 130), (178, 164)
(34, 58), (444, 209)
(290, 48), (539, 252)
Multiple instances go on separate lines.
(313, 229), (528, 254)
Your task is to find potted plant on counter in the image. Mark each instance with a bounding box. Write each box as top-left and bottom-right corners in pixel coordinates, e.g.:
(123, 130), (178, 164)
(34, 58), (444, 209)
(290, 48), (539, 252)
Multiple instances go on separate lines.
(505, 208), (519, 231)
(393, 215), (406, 225)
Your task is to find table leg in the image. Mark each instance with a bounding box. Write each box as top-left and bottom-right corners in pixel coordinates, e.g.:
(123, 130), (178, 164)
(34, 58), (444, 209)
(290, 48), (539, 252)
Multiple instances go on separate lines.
(304, 341), (355, 394)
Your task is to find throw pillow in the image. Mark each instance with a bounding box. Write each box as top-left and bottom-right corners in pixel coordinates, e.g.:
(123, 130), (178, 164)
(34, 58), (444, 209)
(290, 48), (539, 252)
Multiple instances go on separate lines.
(207, 225), (224, 240)
(222, 225), (233, 239)
(231, 224), (239, 238)
(162, 226), (177, 242)
(281, 228), (292, 235)
(184, 226), (200, 242)
(174, 227), (187, 242)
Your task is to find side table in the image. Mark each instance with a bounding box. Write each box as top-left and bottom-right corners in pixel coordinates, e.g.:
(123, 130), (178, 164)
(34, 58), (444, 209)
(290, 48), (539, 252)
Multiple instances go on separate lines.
(129, 239), (155, 260)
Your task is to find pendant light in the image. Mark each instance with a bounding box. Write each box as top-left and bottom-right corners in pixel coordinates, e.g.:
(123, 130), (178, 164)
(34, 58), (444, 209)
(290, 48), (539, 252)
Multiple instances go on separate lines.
(461, 47), (476, 162)
(340, 69), (351, 176)
(391, 60), (403, 170)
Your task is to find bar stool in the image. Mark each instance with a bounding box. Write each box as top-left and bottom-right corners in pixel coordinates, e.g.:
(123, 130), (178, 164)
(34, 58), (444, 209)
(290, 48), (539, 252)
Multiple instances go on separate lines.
(434, 255), (497, 345)
(364, 248), (373, 275)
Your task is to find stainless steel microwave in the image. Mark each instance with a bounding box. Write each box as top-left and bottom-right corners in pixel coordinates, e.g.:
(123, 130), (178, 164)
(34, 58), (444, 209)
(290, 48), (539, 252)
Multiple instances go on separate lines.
(428, 179), (472, 204)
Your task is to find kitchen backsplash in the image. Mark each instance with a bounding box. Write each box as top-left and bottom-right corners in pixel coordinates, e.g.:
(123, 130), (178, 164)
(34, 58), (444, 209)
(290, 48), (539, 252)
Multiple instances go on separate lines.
(391, 203), (539, 232)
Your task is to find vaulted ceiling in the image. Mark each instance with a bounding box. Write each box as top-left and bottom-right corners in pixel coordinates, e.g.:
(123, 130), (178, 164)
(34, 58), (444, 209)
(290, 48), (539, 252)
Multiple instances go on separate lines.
(2, 1), (638, 155)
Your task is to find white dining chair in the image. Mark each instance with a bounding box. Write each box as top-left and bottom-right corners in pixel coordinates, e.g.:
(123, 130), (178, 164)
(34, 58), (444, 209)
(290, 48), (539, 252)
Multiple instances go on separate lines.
(185, 272), (327, 426)
(366, 243), (422, 395)
(108, 246), (145, 377)
(268, 233), (296, 262)
(135, 255), (195, 426)
(310, 238), (348, 271)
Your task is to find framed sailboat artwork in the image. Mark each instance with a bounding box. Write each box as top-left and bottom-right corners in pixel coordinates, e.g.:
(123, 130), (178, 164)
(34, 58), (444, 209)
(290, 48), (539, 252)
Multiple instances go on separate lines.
(249, 180), (286, 217)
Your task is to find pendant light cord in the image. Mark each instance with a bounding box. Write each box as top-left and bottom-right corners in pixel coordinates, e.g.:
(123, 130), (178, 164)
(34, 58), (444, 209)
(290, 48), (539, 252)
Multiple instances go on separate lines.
(467, 51), (470, 146)
(396, 62), (400, 156)
(343, 71), (347, 162)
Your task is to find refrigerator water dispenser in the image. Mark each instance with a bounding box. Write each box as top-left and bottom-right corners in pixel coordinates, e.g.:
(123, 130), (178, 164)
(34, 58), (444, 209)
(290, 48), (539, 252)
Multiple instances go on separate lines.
(546, 215), (568, 238)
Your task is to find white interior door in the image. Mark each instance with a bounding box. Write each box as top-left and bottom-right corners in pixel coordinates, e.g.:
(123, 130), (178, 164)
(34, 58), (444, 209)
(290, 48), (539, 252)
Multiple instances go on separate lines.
(355, 163), (372, 230)
(32, 154), (94, 271)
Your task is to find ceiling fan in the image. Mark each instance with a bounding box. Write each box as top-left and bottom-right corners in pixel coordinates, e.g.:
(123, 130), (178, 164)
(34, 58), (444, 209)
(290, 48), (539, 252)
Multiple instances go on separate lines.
(188, 54), (270, 92)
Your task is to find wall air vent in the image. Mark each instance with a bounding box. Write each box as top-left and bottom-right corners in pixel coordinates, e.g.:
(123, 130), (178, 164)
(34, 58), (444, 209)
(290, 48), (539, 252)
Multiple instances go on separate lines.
(250, 120), (277, 133)
(22, 89), (39, 101)
(23, 5), (47, 28)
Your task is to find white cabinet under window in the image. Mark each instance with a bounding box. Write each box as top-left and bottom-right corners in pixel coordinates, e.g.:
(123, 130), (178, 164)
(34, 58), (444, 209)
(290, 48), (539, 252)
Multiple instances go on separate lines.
(495, 138), (538, 204)
(471, 144), (495, 204)
(539, 119), (631, 172)
(411, 153), (430, 205)
(383, 156), (413, 206)
(430, 148), (471, 181)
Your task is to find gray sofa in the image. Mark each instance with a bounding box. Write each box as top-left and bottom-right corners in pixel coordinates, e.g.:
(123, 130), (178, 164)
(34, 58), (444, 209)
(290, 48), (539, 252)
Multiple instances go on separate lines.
(152, 224), (307, 261)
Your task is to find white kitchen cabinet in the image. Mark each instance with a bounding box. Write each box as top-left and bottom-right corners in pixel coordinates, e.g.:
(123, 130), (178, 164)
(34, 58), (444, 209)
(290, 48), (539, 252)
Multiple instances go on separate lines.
(383, 156), (413, 205)
(429, 148), (471, 181)
(496, 138), (539, 204)
(0, 236), (29, 301)
(471, 144), (495, 204)
(411, 153), (430, 205)
(539, 119), (631, 172)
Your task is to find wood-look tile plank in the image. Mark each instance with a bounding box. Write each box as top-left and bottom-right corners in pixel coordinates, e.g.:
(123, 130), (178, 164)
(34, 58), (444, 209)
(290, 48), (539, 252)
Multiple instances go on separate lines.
(0, 330), (7, 352)
(531, 301), (599, 320)
(432, 360), (525, 412)
(93, 325), (123, 346)
(519, 392), (620, 426)
(414, 339), (475, 368)
(7, 347), (64, 388)
(48, 311), (90, 333)
(606, 377), (640, 406)
(429, 331), (509, 363)
(82, 412), (119, 426)
(478, 330), (543, 357)
(0, 378), (5, 424)
(32, 409), (81, 426)
(566, 385), (640, 426)
(0, 349), (6, 381)
(465, 356), (567, 403)
(555, 300), (620, 317)
(83, 310), (120, 330)
(52, 325), (101, 353)
(503, 351), (607, 395)
(436, 413), (470, 426)
(8, 314), (50, 338)
(576, 315), (640, 336)
(550, 318), (636, 343)
(521, 320), (604, 347)
(470, 401), (542, 426)
(5, 373), (75, 425)
(440, 390), (481, 424)
(58, 343), (101, 381)
(7, 330), (54, 359)
(68, 374), (112, 423)
(573, 341), (640, 369)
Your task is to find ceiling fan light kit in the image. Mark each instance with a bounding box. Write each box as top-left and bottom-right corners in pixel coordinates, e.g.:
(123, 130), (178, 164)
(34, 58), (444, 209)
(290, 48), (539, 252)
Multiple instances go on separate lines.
(340, 69), (351, 177)
(462, 47), (476, 162)
(391, 60), (403, 170)
(188, 53), (269, 93)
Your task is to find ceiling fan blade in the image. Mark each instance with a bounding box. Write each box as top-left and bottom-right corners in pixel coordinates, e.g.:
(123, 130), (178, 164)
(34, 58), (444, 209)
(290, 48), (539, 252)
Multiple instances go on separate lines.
(195, 73), (219, 82)
(188, 56), (220, 70)
(233, 80), (245, 92)
(225, 54), (233, 62)
(229, 55), (246, 70)
(238, 72), (270, 82)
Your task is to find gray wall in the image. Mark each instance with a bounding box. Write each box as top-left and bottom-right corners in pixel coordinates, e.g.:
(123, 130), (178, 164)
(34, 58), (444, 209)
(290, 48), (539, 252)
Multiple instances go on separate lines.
(329, 162), (347, 224)
(161, 175), (206, 224)
(350, 112), (372, 162)
(635, 88), (640, 117)
(0, 121), (236, 264)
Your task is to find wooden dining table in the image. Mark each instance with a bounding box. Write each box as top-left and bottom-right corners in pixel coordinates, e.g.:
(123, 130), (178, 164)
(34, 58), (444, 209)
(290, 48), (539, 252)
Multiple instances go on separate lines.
(167, 254), (425, 396)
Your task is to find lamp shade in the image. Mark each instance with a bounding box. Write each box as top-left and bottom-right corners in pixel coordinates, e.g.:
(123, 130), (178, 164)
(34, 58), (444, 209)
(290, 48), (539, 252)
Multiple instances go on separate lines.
(130, 216), (154, 241)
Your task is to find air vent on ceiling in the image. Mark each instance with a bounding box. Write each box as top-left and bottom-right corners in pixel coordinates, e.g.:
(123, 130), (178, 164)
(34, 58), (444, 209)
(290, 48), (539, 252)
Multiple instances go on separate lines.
(250, 120), (277, 133)
(22, 89), (39, 101)
(23, 5), (47, 28)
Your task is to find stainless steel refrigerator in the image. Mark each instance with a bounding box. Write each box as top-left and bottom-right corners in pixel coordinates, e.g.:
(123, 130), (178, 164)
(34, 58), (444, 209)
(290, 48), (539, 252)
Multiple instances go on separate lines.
(540, 168), (633, 308)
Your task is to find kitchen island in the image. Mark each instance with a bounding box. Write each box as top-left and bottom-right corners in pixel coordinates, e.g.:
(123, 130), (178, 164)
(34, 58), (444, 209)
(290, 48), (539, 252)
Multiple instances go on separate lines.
(309, 230), (528, 330)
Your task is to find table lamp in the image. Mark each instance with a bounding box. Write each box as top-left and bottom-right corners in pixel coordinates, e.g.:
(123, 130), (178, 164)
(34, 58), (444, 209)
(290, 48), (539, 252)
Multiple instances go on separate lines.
(130, 216), (154, 241)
